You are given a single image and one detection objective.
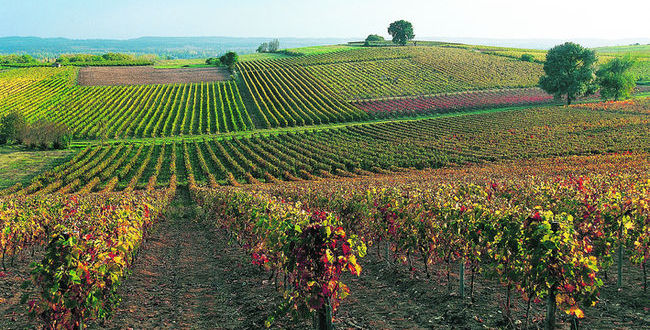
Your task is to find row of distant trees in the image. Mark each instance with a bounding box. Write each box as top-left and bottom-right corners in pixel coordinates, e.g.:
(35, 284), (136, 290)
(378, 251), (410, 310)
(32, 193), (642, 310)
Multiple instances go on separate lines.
(0, 54), (38, 65)
(0, 112), (71, 150)
(0, 53), (150, 66)
(56, 53), (134, 63)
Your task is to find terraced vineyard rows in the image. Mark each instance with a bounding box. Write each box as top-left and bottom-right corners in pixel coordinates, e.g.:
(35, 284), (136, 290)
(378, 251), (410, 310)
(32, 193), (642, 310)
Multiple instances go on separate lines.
(237, 61), (367, 128)
(307, 58), (472, 99)
(0, 67), (77, 116)
(0, 67), (253, 138)
(239, 47), (544, 110)
(5, 99), (648, 195)
(256, 47), (410, 66)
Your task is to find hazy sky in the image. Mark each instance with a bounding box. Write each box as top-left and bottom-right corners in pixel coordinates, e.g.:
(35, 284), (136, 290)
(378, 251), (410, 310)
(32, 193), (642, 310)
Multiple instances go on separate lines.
(0, 0), (648, 40)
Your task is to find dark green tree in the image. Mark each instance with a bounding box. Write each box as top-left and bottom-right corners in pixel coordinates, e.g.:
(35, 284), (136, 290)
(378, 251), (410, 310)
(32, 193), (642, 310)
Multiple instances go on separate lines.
(539, 42), (597, 105)
(596, 57), (637, 101)
(0, 112), (26, 145)
(387, 20), (415, 46)
(219, 52), (239, 70)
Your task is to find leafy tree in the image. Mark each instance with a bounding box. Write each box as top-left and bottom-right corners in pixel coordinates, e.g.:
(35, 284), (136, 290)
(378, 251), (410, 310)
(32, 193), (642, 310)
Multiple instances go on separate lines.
(219, 52), (239, 70)
(257, 42), (269, 53)
(596, 57), (637, 101)
(539, 42), (597, 105)
(387, 20), (415, 46)
(0, 112), (26, 145)
(268, 39), (280, 52)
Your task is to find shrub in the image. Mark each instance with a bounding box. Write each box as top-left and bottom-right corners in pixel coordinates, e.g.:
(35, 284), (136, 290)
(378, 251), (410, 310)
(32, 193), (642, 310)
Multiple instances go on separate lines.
(205, 57), (220, 66)
(220, 52), (239, 70)
(20, 119), (71, 150)
(365, 34), (385, 43)
(521, 54), (535, 62)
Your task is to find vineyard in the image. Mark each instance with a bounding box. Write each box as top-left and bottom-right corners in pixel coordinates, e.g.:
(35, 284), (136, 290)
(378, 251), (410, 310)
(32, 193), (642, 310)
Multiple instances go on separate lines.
(1, 40), (649, 329)
(0, 187), (176, 328)
(0, 67), (254, 138)
(1, 46), (645, 136)
(237, 46), (545, 128)
(2, 99), (648, 197)
(207, 151), (648, 328)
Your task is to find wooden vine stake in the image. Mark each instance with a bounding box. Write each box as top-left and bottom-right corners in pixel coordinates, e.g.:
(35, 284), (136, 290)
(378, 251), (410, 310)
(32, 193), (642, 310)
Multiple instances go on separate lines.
(459, 258), (465, 298)
(546, 285), (557, 330)
(313, 299), (333, 330)
(617, 243), (623, 289)
(546, 221), (559, 330)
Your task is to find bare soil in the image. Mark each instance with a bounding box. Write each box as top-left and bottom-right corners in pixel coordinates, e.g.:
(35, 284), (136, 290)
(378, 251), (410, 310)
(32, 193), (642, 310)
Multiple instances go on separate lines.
(77, 66), (230, 86)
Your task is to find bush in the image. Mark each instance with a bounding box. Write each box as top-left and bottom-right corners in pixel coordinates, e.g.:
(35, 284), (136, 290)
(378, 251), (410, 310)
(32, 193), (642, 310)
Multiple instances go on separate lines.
(268, 39), (280, 52)
(520, 54), (535, 62)
(220, 52), (239, 70)
(20, 119), (71, 150)
(257, 42), (269, 53)
(205, 58), (220, 66)
(365, 34), (385, 42)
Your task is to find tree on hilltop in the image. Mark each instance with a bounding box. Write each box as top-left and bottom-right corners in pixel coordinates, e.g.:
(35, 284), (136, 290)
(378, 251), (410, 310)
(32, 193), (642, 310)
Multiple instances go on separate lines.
(388, 20), (415, 46)
(539, 42), (597, 105)
(596, 57), (637, 101)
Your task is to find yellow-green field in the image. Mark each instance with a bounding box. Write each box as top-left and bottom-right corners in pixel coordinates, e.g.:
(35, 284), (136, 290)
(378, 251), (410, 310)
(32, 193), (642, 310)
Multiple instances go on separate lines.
(0, 146), (73, 189)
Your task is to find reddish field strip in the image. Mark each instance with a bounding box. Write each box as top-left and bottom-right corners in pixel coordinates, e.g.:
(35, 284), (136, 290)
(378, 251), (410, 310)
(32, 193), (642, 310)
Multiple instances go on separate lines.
(353, 86), (650, 116)
(352, 88), (554, 115)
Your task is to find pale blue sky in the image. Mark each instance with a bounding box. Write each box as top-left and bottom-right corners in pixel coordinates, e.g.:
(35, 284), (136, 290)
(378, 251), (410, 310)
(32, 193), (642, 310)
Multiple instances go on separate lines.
(0, 0), (648, 39)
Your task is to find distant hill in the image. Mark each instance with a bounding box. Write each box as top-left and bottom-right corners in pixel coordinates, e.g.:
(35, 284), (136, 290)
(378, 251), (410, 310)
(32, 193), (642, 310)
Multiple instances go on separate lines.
(0, 36), (355, 59)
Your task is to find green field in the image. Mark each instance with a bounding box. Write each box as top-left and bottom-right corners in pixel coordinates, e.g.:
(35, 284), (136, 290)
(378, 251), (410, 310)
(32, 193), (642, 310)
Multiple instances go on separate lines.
(281, 44), (354, 56)
(153, 58), (214, 68)
(0, 146), (73, 189)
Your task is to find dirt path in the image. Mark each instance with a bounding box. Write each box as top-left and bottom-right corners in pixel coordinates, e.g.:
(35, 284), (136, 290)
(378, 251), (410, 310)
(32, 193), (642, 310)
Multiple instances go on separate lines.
(98, 190), (293, 329)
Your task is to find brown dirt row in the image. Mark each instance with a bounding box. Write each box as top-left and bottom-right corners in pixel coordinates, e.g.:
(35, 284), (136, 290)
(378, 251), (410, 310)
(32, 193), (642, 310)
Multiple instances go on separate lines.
(77, 66), (230, 86)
